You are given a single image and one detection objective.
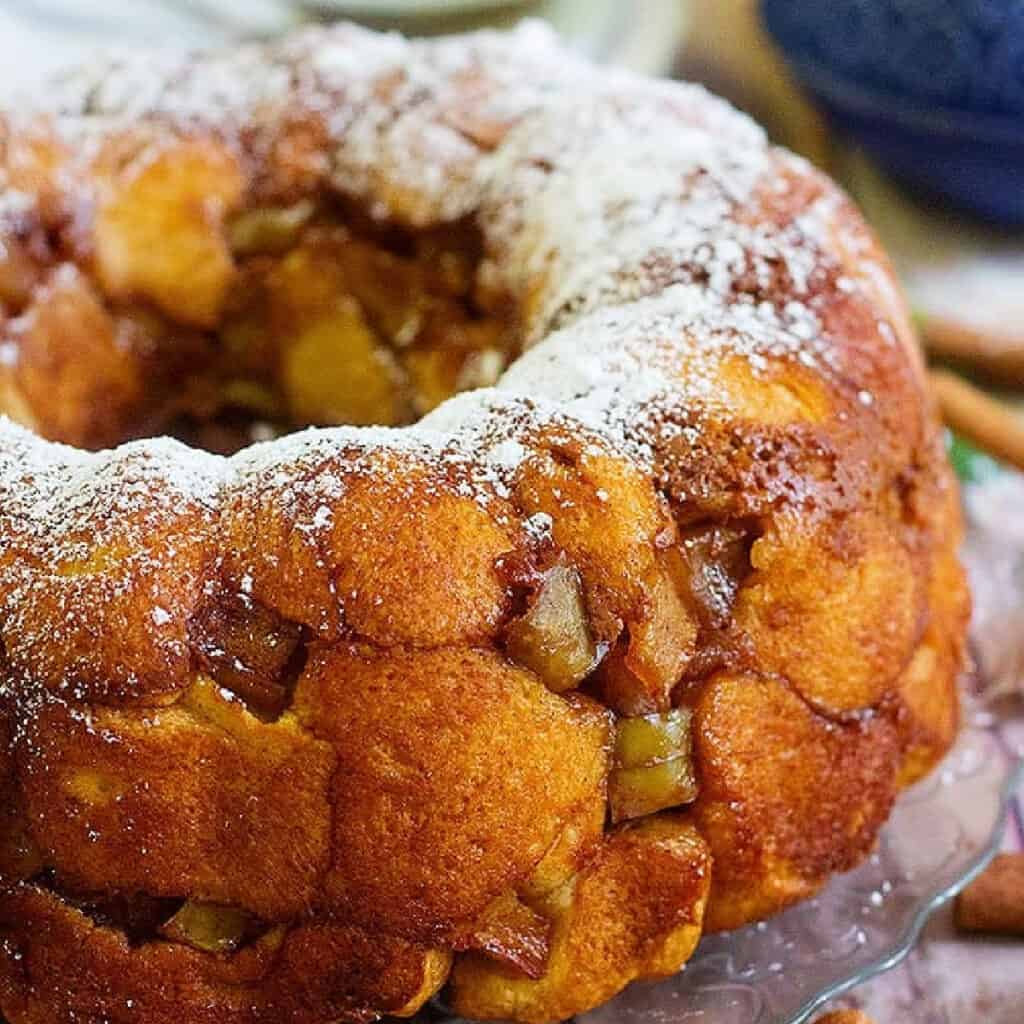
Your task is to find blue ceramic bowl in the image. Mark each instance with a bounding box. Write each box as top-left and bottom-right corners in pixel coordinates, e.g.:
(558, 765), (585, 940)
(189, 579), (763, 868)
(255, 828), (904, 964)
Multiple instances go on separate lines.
(761, 0), (1024, 224)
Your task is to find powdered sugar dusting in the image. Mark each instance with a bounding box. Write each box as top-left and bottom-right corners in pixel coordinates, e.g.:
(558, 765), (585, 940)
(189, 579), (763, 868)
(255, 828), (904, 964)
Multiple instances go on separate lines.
(0, 21), (877, 683)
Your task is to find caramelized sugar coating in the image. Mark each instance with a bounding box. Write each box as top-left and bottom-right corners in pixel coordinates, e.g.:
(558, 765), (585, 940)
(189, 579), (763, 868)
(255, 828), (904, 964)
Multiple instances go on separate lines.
(693, 673), (901, 931)
(16, 679), (335, 920)
(0, 20), (967, 1024)
(293, 644), (612, 938)
(449, 815), (711, 1024)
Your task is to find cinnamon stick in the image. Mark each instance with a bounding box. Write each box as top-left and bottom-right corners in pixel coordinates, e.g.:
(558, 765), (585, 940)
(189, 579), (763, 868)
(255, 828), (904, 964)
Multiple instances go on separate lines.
(929, 370), (1024, 473)
(924, 319), (1024, 389)
(814, 1012), (876, 1024)
(955, 852), (1024, 936)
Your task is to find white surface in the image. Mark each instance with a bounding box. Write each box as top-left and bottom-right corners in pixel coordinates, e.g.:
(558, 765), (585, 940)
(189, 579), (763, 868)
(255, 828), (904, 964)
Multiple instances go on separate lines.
(0, 0), (686, 95)
(0, 0), (301, 97)
(309, 0), (530, 13)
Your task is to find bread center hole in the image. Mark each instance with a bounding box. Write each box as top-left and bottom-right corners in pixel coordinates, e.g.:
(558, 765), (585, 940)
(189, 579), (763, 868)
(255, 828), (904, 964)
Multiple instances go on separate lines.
(167, 201), (518, 454)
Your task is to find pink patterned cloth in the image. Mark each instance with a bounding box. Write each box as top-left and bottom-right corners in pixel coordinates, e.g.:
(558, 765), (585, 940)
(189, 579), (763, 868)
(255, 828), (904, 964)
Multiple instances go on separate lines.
(827, 472), (1024, 1023)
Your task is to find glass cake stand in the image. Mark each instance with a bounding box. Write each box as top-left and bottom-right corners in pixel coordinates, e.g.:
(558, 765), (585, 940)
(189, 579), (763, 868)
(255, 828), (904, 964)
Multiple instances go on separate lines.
(426, 711), (1021, 1024)
(569, 716), (1023, 1024)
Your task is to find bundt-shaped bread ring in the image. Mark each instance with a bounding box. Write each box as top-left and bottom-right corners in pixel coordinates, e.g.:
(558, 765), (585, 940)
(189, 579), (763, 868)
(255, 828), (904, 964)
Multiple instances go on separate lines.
(0, 21), (967, 1024)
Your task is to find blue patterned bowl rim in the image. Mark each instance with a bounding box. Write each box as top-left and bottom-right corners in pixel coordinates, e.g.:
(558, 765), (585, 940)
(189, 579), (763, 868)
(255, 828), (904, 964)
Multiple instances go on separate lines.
(777, 47), (1024, 147)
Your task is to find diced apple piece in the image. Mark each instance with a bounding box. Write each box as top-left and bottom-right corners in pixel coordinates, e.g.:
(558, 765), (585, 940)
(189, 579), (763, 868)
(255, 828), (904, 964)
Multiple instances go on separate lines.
(595, 563), (697, 715)
(614, 708), (692, 769)
(506, 565), (596, 693)
(192, 598), (302, 719)
(609, 760), (698, 824)
(609, 709), (698, 823)
(455, 890), (552, 979)
(679, 523), (752, 628)
(449, 816), (711, 1024)
(160, 901), (251, 954)
(94, 139), (244, 328)
(228, 200), (316, 256)
(623, 569), (695, 695)
(519, 799), (606, 910)
(282, 296), (406, 427)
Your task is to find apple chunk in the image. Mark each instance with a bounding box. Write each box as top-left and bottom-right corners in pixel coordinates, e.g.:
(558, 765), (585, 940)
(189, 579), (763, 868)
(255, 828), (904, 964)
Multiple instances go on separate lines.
(160, 901), (251, 954)
(94, 138), (244, 328)
(505, 565), (596, 693)
(449, 815), (711, 1024)
(609, 708), (699, 823)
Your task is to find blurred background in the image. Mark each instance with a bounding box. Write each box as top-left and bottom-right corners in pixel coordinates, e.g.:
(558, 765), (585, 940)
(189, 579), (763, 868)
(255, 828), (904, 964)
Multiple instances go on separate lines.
(1, 2), (1022, 1021)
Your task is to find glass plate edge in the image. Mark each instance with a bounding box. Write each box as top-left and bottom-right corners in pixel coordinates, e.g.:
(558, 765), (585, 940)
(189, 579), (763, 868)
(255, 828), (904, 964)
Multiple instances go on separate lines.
(784, 753), (1024, 1024)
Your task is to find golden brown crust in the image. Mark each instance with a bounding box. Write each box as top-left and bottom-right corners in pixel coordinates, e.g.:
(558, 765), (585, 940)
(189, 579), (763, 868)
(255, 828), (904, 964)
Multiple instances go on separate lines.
(0, 884), (452, 1024)
(449, 815), (711, 1024)
(16, 681), (336, 920)
(0, 19), (967, 1024)
(693, 673), (901, 931)
(293, 643), (612, 939)
(892, 462), (969, 785)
